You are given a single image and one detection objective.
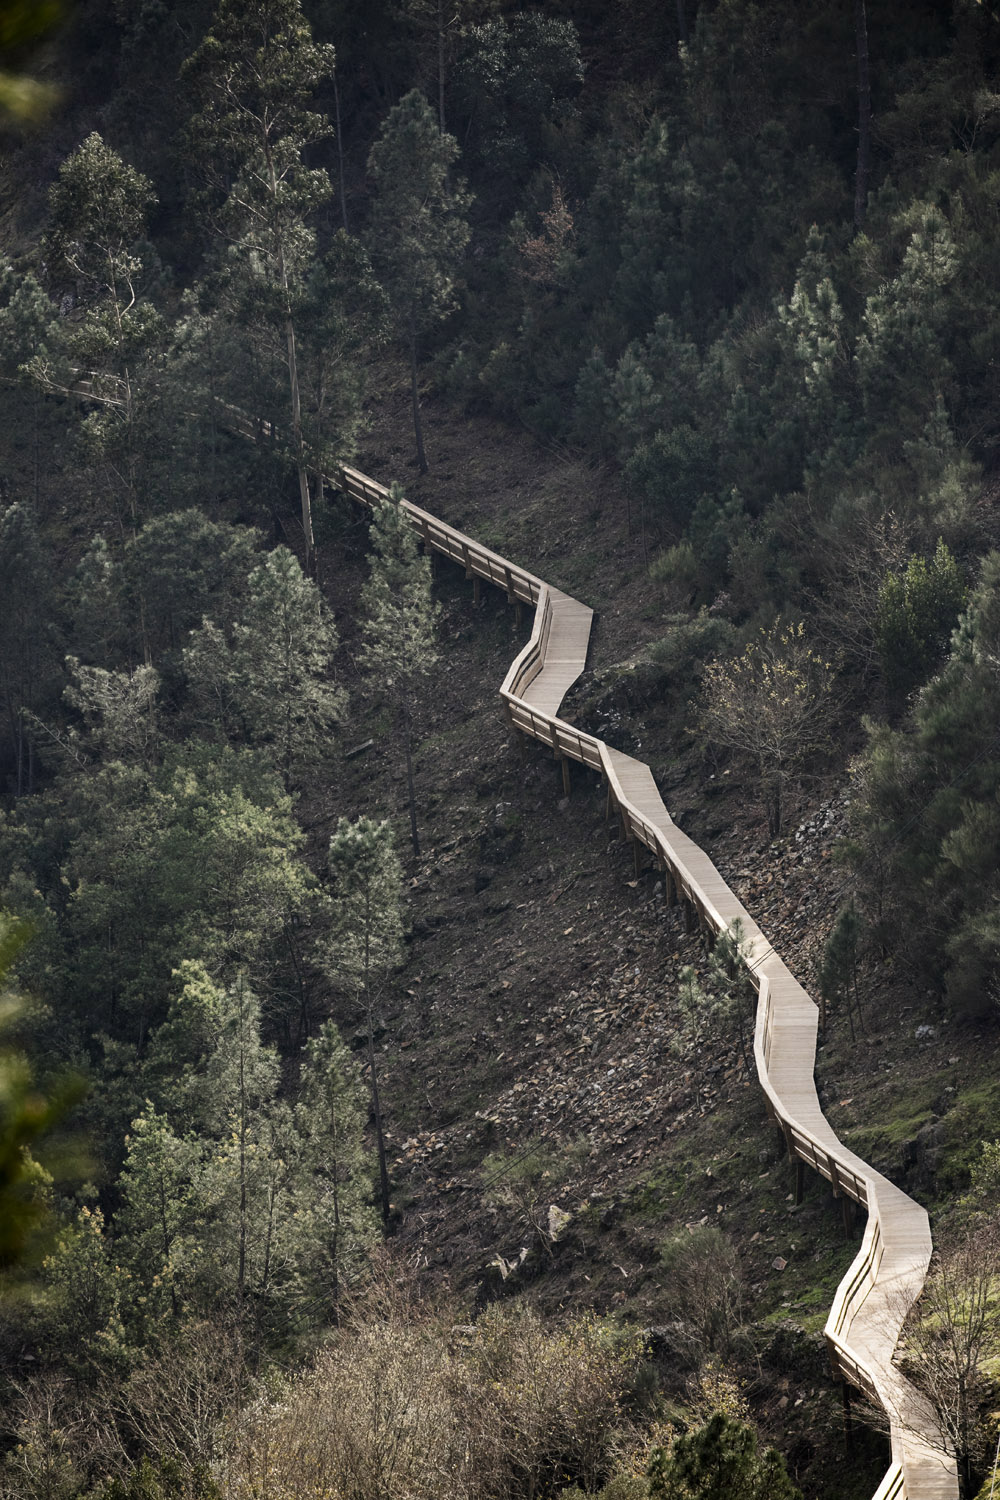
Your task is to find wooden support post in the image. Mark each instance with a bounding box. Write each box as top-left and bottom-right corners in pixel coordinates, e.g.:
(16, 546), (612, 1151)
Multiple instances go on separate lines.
(463, 543), (473, 580)
(561, 755), (571, 798)
(841, 1382), (854, 1451)
(605, 785), (615, 823)
(665, 868), (677, 907)
(504, 566), (515, 604)
(473, 576), (481, 607)
(795, 1157), (805, 1205)
(842, 1196), (854, 1237)
(620, 811), (629, 844)
(683, 898), (696, 934)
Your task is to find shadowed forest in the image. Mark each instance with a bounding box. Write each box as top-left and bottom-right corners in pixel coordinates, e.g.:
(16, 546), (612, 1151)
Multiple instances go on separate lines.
(3, 2), (1000, 1497)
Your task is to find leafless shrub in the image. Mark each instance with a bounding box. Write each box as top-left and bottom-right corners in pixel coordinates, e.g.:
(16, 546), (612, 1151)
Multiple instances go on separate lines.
(217, 1272), (642, 1500)
(462, 1303), (643, 1500)
(658, 1225), (746, 1366)
(899, 1226), (1000, 1498)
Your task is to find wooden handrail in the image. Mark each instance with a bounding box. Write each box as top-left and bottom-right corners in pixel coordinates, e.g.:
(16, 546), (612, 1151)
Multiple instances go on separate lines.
(337, 465), (958, 1500)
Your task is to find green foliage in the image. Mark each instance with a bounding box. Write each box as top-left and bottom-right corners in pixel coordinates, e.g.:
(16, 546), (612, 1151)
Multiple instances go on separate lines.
(817, 902), (864, 1038)
(875, 537), (967, 698)
(35, 1205), (131, 1375)
(325, 817), (404, 996)
(367, 92), (471, 339)
(98, 1455), (220, 1500)
(359, 488), (440, 690)
(366, 90), (471, 467)
(122, 512), (261, 671)
(182, 0), (335, 246)
(44, 132), (156, 298)
(184, 546), (344, 783)
(324, 815), (404, 1223)
(846, 552), (1000, 1013)
(34, 134), (165, 530)
(0, 502), (59, 796)
(451, 13), (583, 205)
(649, 613), (738, 690)
(647, 1411), (801, 1500)
(294, 1019), (377, 1312)
(359, 485), (439, 853)
(60, 742), (314, 1034)
(182, 0), (338, 559)
(116, 964), (371, 1339)
(0, 917), (84, 1272)
(673, 919), (756, 1076)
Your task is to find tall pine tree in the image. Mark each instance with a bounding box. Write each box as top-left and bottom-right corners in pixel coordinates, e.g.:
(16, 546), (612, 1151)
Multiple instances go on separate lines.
(359, 485), (439, 856)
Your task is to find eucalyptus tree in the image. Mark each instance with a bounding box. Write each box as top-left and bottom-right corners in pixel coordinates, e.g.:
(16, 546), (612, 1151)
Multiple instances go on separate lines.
(182, 0), (336, 571)
(359, 485), (439, 856)
(324, 817), (404, 1225)
(366, 91), (471, 472)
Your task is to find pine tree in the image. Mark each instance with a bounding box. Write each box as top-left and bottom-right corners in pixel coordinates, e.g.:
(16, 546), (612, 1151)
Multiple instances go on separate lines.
(34, 134), (164, 538)
(116, 1105), (204, 1326)
(647, 1410), (801, 1500)
(324, 817), (404, 1224)
(182, 0), (336, 571)
(294, 1019), (376, 1314)
(366, 91), (471, 472)
(184, 546), (345, 784)
(846, 552), (1000, 1015)
(818, 902), (864, 1038)
(359, 486), (439, 856)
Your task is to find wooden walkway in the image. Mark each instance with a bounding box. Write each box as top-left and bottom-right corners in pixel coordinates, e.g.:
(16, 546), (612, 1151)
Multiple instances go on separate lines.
(338, 466), (958, 1500)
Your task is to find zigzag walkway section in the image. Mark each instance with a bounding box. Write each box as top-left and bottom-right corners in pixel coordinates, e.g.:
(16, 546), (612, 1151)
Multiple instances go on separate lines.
(338, 465), (957, 1500)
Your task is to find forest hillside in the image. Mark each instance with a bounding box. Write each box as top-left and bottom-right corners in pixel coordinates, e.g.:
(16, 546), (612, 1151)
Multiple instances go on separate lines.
(2, 2), (1000, 1499)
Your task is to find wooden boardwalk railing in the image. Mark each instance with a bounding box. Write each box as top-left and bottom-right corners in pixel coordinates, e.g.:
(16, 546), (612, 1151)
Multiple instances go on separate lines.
(338, 464), (958, 1500)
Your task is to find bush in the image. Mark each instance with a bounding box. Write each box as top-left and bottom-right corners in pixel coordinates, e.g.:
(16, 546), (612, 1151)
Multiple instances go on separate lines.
(649, 612), (738, 693)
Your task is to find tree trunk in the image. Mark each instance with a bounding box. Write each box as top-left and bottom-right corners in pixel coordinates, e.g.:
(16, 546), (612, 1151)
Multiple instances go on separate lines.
(437, 0), (446, 134)
(267, 152), (315, 572)
(409, 323), (428, 474)
(285, 309), (315, 572)
(237, 1027), (248, 1317)
(333, 67), (349, 232)
(403, 696), (420, 857)
(854, 0), (872, 233)
(366, 1003), (391, 1224)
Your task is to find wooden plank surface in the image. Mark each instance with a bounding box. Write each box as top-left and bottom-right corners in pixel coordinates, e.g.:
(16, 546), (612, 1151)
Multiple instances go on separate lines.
(338, 465), (958, 1500)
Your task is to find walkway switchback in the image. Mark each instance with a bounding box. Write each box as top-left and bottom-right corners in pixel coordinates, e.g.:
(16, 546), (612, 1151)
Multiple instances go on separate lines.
(339, 465), (958, 1500)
